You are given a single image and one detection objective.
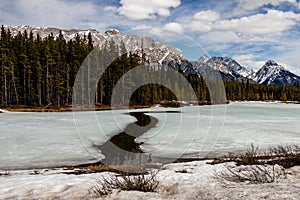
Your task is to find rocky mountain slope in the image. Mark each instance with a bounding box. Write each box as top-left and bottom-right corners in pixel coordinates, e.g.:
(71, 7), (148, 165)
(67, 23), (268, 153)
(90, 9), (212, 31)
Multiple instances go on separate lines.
(195, 56), (254, 82)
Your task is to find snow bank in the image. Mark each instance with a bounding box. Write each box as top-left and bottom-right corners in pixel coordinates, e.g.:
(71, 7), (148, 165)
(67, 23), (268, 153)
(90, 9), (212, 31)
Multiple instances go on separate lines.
(0, 161), (299, 199)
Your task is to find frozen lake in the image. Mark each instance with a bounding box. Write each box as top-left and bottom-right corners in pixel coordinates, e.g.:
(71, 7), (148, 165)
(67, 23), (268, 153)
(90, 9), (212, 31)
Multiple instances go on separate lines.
(0, 102), (300, 170)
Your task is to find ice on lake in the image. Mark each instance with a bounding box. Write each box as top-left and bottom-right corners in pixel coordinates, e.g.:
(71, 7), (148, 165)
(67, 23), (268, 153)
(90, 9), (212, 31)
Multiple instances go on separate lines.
(138, 102), (300, 158)
(0, 102), (300, 170)
(0, 110), (136, 170)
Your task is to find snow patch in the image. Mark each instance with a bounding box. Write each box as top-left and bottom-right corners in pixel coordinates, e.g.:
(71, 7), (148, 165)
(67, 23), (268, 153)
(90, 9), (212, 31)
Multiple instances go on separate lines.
(0, 161), (300, 199)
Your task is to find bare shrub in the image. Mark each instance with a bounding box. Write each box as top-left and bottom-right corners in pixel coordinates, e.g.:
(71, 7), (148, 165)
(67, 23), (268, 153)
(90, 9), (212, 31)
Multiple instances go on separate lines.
(91, 170), (160, 196)
(236, 143), (262, 165)
(214, 163), (286, 186)
(211, 144), (300, 168)
(268, 145), (300, 168)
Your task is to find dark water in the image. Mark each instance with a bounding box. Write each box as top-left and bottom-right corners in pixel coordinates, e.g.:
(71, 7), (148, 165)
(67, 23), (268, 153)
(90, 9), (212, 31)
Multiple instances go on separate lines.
(95, 111), (181, 167)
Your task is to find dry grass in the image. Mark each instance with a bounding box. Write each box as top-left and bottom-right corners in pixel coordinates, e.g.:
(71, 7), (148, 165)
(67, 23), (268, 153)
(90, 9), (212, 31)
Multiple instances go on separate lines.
(77, 163), (162, 175)
(90, 170), (160, 196)
(210, 144), (300, 168)
(214, 164), (286, 186)
(267, 145), (300, 168)
(212, 144), (300, 186)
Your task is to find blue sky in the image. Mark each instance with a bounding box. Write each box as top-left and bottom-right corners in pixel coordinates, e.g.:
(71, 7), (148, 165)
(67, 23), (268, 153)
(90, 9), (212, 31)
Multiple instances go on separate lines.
(1, 0), (300, 73)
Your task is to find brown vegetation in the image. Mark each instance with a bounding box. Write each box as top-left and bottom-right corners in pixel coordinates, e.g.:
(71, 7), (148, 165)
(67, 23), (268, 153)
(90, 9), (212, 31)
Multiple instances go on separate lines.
(90, 170), (160, 196)
(212, 144), (300, 186)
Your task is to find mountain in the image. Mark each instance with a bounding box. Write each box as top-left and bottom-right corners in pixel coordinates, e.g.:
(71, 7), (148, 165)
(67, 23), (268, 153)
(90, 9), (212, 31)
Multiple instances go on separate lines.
(195, 56), (253, 82)
(253, 60), (300, 86)
(3, 25), (300, 86)
(5, 25), (105, 43)
(4, 25), (185, 68)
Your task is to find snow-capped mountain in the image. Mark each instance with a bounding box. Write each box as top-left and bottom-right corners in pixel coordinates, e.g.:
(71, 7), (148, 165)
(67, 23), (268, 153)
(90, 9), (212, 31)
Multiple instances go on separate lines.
(195, 56), (253, 82)
(98, 30), (185, 67)
(3, 25), (185, 68)
(253, 60), (300, 86)
(4, 25), (107, 43)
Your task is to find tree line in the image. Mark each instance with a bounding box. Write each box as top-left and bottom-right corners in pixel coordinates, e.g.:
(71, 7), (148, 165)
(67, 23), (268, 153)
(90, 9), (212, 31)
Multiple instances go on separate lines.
(1, 26), (300, 108)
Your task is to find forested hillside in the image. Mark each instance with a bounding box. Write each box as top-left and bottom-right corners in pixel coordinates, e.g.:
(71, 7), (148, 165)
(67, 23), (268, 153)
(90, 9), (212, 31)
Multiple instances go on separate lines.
(1, 26), (300, 108)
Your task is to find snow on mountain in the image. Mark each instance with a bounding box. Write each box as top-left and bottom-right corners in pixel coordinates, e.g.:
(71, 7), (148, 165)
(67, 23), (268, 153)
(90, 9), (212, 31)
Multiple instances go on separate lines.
(196, 56), (253, 82)
(253, 60), (300, 86)
(5, 25), (107, 42)
(98, 31), (185, 67)
(3, 24), (186, 69)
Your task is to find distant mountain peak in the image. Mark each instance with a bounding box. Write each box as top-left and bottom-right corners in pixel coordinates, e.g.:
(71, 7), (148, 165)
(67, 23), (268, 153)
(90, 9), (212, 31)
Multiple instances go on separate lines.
(104, 29), (121, 35)
(265, 60), (279, 66)
(196, 56), (252, 82)
(262, 60), (285, 72)
(254, 61), (300, 85)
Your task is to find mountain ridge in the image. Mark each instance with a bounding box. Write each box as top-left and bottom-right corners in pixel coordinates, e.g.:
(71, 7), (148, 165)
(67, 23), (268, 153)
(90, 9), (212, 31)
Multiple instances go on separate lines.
(2, 24), (300, 86)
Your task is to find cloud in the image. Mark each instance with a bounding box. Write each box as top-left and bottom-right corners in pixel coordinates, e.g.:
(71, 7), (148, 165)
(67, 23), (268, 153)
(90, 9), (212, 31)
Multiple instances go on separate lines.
(164, 22), (183, 33)
(185, 10), (220, 32)
(0, 0), (99, 28)
(173, 9), (300, 36)
(199, 31), (241, 44)
(118, 0), (181, 20)
(104, 6), (118, 12)
(214, 10), (300, 35)
(234, 0), (299, 14)
(193, 10), (220, 22)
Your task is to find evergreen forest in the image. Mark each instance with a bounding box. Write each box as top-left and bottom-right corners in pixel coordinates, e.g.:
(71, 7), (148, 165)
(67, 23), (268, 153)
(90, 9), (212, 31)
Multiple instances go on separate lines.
(1, 26), (300, 108)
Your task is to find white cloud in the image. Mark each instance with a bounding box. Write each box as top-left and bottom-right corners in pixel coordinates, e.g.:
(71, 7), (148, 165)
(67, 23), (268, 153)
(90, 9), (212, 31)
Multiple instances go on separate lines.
(199, 31), (241, 44)
(164, 22), (183, 33)
(193, 10), (220, 22)
(185, 10), (220, 32)
(104, 6), (118, 12)
(234, 0), (299, 13)
(149, 27), (182, 41)
(214, 10), (300, 35)
(0, 0), (98, 28)
(118, 0), (181, 20)
(132, 24), (153, 30)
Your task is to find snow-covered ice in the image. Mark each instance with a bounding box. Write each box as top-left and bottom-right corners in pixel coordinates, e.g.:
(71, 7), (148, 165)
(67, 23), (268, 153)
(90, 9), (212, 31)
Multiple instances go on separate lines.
(0, 161), (300, 199)
(0, 110), (136, 170)
(136, 102), (300, 159)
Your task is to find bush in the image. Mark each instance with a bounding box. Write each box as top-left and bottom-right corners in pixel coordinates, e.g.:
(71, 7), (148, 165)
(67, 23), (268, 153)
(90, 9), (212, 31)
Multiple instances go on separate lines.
(211, 144), (300, 168)
(237, 143), (261, 165)
(214, 164), (286, 186)
(212, 144), (300, 186)
(91, 170), (160, 196)
(268, 145), (300, 168)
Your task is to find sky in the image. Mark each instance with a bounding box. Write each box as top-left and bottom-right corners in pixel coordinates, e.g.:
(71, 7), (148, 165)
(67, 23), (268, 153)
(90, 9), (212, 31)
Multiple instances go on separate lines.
(1, 0), (300, 73)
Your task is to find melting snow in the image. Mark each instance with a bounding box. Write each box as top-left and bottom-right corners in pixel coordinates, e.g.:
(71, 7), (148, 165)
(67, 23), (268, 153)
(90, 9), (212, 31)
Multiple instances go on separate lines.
(0, 161), (300, 199)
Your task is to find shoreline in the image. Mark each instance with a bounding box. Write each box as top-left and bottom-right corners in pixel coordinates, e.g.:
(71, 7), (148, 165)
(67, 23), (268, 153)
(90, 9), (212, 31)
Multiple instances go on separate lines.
(1, 100), (299, 113)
